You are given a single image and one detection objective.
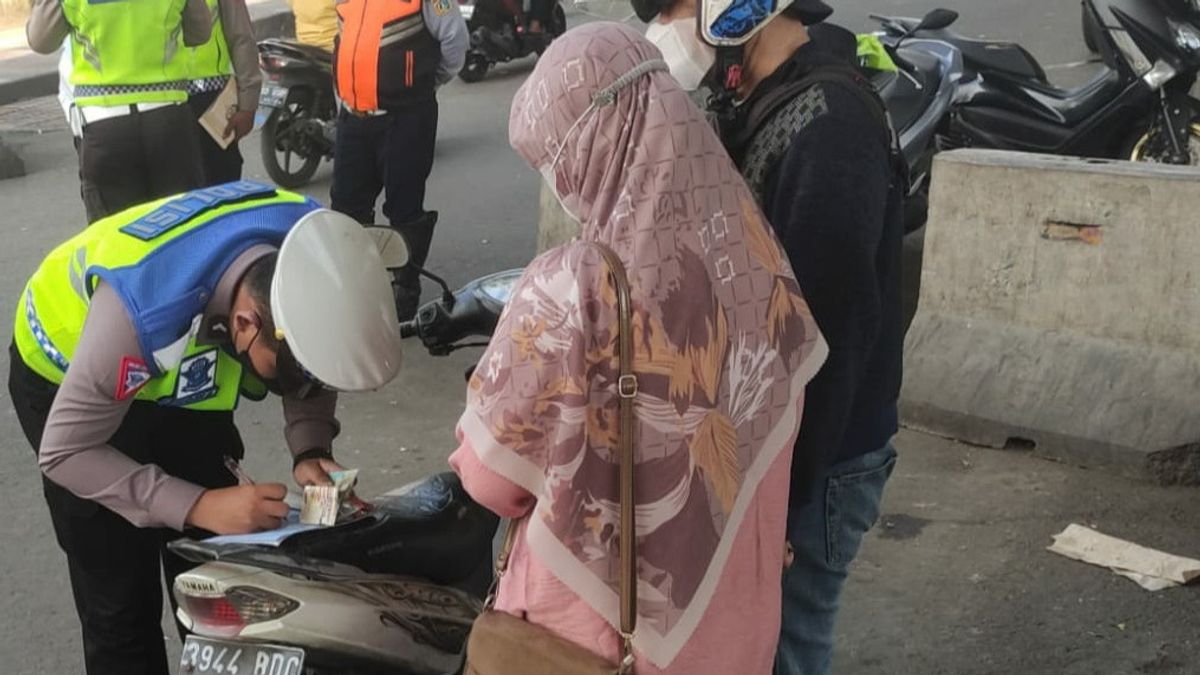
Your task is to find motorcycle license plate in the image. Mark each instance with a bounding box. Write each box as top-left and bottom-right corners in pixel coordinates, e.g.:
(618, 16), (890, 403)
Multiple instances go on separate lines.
(179, 636), (305, 675)
(259, 83), (288, 109)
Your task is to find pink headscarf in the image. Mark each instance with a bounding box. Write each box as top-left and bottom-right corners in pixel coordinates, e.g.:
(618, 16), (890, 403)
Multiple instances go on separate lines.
(458, 22), (827, 667)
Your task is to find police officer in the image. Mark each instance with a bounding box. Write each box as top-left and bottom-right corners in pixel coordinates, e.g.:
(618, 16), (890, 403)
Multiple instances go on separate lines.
(636, 1), (906, 673)
(331, 0), (469, 320)
(187, 0), (264, 184)
(7, 185), (404, 675)
(27, 0), (212, 223)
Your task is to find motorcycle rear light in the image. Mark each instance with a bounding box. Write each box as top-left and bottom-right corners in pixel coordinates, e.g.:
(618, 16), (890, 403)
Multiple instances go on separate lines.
(179, 595), (246, 638)
(259, 54), (291, 71)
(225, 587), (300, 624)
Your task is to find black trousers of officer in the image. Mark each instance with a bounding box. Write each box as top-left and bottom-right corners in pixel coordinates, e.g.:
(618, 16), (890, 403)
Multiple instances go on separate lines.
(331, 98), (439, 319)
(188, 90), (245, 185)
(7, 344), (243, 675)
(78, 103), (206, 224)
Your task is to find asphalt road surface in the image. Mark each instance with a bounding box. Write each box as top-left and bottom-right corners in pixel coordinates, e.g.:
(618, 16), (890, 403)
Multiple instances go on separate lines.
(4, 2), (1192, 675)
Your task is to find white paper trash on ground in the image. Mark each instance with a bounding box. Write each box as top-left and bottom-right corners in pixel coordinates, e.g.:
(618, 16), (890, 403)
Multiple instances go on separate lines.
(1048, 524), (1200, 591)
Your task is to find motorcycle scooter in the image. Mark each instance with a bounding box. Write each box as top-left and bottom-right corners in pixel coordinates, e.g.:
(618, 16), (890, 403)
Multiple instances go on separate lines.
(256, 39), (338, 188)
(457, 0), (568, 82)
(171, 233), (524, 675)
(875, 1), (1200, 164)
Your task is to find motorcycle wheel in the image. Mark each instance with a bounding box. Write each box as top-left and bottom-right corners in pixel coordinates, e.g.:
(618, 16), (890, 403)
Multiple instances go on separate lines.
(549, 4), (567, 38)
(1081, 4), (1100, 53)
(260, 106), (323, 188)
(459, 55), (490, 83)
(1126, 122), (1200, 165)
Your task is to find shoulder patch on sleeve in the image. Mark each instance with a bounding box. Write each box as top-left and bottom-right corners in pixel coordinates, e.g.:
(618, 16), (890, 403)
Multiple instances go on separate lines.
(115, 356), (152, 401)
(433, 0), (453, 16)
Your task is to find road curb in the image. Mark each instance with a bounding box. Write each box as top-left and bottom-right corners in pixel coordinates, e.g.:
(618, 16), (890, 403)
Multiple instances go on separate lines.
(0, 7), (295, 106)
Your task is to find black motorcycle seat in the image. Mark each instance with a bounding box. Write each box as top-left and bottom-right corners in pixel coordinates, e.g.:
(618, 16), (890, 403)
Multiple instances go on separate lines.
(1020, 67), (1125, 126)
(279, 472), (500, 586)
(260, 38), (334, 64)
(921, 30), (1047, 82)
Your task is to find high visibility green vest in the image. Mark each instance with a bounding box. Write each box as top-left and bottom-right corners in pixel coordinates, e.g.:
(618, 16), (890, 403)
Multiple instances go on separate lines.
(13, 183), (318, 411)
(62, 0), (192, 107)
(190, 0), (233, 83)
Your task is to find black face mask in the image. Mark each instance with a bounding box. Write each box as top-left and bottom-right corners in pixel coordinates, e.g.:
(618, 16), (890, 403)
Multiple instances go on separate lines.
(232, 323), (285, 396)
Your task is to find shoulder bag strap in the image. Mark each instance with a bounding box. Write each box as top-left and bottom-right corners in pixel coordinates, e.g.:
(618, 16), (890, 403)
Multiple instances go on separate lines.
(485, 241), (639, 673)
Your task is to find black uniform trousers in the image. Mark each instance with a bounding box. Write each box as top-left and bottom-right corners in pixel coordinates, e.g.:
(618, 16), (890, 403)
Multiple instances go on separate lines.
(188, 89), (245, 185)
(330, 98), (438, 227)
(7, 344), (244, 675)
(331, 98), (439, 319)
(78, 103), (206, 223)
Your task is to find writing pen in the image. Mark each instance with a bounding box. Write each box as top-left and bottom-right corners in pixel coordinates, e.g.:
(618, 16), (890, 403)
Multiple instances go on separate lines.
(223, 455), (256, 486)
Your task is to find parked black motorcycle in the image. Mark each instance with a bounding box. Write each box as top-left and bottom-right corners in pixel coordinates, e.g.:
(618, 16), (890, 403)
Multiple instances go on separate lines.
(257, 39), (338, 188)
(458, 0), (567, 82)
(876, 1), (1200, 165)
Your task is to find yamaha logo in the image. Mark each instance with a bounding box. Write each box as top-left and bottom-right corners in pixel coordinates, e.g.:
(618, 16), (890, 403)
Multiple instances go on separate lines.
(176, 576), (222, 596)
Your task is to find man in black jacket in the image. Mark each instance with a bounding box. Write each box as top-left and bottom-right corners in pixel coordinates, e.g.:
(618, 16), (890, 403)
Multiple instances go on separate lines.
(638, 1), (905, 672)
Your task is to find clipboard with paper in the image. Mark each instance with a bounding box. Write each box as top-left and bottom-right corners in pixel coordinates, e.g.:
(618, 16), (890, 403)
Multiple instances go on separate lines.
(198, 78), (240, 150)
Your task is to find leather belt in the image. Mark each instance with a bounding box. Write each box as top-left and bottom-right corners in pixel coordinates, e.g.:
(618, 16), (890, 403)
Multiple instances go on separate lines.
(341, 103), (388, 118)
(78, 101), (179, 127)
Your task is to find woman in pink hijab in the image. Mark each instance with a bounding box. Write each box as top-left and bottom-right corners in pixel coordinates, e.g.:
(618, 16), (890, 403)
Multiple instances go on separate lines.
(449, 22), (827, 674)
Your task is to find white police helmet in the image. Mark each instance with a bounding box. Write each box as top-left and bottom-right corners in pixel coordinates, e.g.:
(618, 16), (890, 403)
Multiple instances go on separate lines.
(270, 209), (406, 393)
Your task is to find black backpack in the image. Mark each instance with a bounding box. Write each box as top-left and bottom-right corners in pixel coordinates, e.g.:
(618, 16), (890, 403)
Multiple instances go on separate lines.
(736, 60), (907, 209)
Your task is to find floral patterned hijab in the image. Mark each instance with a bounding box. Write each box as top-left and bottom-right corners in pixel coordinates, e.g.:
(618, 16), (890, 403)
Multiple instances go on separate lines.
(458, 22), (828, 668)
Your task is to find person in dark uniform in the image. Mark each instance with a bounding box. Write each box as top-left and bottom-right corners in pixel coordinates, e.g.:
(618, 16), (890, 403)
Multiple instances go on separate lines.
(8, 184), (405, 675)
(331, 0), (469, 320)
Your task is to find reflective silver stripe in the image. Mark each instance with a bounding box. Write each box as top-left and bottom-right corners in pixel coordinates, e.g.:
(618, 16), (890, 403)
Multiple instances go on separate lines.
(74, 81), (189, 98)
(381, 14), (423, 39)
(165, 26), (181, 65)
(381, 22), (427, 48)
(188, 75), (232, 95)
(68, 247), (89, 302)
(74, 30), (102, 72)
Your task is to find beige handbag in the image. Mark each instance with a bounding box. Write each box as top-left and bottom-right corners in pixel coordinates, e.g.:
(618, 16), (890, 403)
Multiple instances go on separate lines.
(463, 242), (639, 675)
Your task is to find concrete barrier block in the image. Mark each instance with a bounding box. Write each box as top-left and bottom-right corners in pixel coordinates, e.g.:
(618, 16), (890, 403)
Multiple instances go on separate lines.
(902, 149), (1200, 484)
(536, 180), (579, 253)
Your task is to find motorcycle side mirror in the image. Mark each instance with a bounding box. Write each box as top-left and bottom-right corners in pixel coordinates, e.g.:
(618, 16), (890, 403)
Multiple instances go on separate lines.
(916, 8), (959, 32)
(364, 226), (410, 270)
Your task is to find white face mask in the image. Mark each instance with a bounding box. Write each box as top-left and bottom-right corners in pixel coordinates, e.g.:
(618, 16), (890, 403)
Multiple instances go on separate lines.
(645, 18), (716, 92)
(534, 58), (669, 224)
(539, 162), (581, 223)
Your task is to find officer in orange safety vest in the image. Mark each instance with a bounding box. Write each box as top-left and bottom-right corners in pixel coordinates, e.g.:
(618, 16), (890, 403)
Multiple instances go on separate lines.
(332, 0), (468, 321)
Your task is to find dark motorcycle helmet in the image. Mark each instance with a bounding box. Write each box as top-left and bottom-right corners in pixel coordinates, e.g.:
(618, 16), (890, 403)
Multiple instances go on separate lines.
(632, 0), (833, 29)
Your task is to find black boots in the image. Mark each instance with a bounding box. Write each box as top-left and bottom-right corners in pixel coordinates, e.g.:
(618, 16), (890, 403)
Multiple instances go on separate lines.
(391, 210), (438, 321)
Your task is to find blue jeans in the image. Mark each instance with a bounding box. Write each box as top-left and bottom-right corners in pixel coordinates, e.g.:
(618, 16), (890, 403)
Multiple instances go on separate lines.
(775, 443), (897, 675)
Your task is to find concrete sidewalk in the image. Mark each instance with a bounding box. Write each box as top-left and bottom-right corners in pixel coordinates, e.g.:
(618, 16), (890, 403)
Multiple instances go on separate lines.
(836, 430), (1200, 674)
(0, 0), (294, 105)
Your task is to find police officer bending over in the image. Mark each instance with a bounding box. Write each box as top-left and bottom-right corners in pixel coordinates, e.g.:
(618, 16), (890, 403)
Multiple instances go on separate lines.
(7, 183), (404, 675)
